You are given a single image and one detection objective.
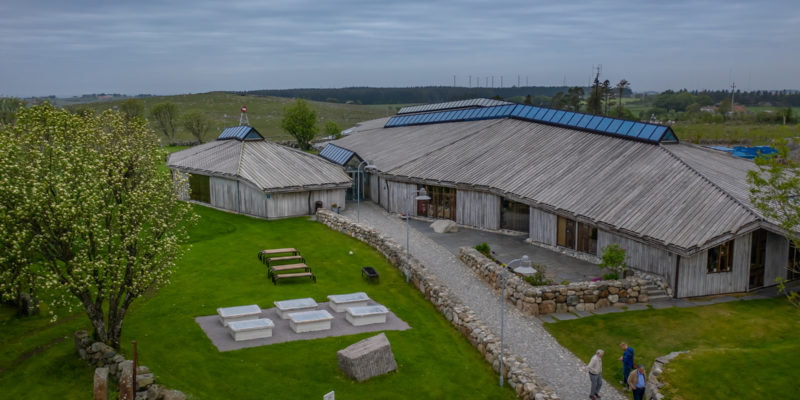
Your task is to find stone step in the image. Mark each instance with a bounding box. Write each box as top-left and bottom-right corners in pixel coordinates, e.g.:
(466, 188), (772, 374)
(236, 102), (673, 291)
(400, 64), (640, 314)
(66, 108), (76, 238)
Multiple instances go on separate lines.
(648, 294), (671, 301)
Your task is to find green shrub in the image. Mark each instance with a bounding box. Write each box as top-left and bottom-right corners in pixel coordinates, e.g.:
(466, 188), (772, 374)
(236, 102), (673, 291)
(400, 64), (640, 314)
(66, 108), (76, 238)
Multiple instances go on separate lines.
(560, 280), (570, 285)
(599, 244), (627, 276)
(603, 272), (620, 280)
(523, 264), (554, 286)
(474, 242), (491, 257)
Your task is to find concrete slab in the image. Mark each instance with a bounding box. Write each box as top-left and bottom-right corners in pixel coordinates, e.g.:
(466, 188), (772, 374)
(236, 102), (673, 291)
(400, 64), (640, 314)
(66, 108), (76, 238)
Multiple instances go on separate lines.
(592, 306), (624, 315)
(538, 315), (558, 323)
(196, 301), (410, 352)
(622, 303), (649, 312)
(551, 312), (579, 321)
(649, 301), (676, 309)
(574, 310), (592, 318)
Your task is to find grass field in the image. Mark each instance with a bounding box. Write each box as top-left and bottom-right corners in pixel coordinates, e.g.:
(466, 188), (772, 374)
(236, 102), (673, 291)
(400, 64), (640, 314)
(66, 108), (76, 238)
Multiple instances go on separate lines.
(672, 122), (800, 145)
(0, 205), (516, 400)
(544, 298), (800, 399)
(74, 92), (392, 143)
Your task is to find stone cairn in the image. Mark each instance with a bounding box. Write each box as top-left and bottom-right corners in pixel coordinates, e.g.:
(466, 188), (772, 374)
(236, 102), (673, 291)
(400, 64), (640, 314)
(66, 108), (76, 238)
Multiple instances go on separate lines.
(317, 209), (560, 400)
(459, 247), (653, 316)
(74, 330), (186, 400)
(337, 333), (398, 381)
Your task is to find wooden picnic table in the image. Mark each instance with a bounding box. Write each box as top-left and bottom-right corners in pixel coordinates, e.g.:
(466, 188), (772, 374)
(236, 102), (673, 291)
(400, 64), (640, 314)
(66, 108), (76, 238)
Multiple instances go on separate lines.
(265, 255), (305, 268)
(258, 248), (298, 262)
(268, 263), (311, 278)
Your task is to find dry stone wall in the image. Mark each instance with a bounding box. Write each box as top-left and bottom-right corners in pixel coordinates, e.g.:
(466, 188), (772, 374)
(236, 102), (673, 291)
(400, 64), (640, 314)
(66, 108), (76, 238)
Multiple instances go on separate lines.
(458, 247), (652, 316)
(74, 330), (186, 400)
(317, 209), (559, 400)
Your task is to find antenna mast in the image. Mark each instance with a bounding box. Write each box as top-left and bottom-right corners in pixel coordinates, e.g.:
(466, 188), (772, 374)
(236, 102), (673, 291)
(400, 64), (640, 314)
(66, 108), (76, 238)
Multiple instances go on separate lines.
(239, 105), (249, 126)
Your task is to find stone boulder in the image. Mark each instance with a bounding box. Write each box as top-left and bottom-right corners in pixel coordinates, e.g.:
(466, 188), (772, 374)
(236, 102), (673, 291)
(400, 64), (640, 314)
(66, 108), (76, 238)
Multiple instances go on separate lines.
(337, 333), (398, 381)
(430, 219), (458, 233)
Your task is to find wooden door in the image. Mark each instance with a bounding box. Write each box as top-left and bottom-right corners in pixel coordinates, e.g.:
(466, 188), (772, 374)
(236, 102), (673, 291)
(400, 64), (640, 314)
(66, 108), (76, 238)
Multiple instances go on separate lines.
(749, 230), (767, 289)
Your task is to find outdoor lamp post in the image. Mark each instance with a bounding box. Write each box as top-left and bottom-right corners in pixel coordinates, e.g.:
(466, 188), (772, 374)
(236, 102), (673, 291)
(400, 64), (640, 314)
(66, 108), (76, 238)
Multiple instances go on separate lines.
(404, 187), (430, 283)
(355, 160), (374, 223)
(500, 254), (530, 387)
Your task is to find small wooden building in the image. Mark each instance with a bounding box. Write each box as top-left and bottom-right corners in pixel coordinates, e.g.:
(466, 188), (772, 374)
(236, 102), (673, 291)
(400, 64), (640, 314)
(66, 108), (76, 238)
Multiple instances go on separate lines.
(321, 100), (797, 298)
(168, 126), (351, 219)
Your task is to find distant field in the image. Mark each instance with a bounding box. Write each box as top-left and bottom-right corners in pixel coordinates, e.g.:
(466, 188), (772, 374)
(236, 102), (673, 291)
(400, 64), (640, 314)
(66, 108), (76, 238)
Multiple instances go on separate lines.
(73, 92), (392, 143)
(672, 123), (800, 145)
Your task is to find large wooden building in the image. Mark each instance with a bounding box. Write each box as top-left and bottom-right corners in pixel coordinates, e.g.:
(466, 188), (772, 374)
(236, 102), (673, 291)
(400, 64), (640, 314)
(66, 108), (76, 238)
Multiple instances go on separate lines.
(168, 126), (351, 219)
(320, 100), (797, 298)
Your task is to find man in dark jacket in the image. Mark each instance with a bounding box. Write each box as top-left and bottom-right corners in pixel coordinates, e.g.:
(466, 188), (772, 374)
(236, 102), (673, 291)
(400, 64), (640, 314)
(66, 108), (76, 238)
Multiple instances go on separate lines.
(619, 342), (634, 389)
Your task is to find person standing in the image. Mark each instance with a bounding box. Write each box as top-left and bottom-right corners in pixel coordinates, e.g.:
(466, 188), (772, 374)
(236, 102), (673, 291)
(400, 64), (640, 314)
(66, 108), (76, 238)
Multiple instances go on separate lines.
(619, 342), (634, 389)
(627, 364), (647, 400)
(587, 349), (604, 400)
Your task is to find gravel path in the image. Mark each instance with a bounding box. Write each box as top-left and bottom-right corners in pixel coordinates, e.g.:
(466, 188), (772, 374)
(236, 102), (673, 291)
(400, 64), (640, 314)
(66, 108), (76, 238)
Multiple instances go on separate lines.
(342, 203), (625, 400)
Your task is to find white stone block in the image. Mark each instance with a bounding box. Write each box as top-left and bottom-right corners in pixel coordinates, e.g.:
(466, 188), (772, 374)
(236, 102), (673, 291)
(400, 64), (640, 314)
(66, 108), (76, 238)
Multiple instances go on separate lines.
(327, 292), (370, 312)
(217, 304), (261, 327)
(289, 310), (334, 333)
(345, 305), (389, 326)
(274, 298), (318, 319)
(228, 318), (274, 341)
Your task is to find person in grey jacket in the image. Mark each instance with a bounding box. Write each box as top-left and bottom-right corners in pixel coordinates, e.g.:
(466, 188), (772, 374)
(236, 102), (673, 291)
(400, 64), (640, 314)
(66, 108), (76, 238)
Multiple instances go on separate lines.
(588, 349), (604, 400)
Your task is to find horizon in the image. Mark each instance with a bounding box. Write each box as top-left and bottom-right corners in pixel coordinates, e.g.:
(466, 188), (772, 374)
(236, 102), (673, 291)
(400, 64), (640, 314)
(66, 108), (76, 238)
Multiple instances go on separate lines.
(1, 0), (798, 97)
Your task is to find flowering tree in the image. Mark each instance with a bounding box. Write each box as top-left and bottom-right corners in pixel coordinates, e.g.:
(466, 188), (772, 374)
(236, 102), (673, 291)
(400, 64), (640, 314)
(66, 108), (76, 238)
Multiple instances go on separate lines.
(0, 104), (195, 348)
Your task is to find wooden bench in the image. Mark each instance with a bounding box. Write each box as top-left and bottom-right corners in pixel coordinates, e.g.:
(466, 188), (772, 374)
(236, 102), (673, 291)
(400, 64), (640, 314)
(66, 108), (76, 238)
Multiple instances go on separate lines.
(327, 292), (370, 312)
(345, 305), (389, 326)
(228, 318), (274, 341)
(217, 304), (262, 327)
(288, 310), (334, 333)
(264, 255), (305, 268)
(361, 266), (379, 283)
(274, 297), (318, 318)
(268, 263), (310, 279)
(257, 248), (298, 262)
(272, 271), (316, 285)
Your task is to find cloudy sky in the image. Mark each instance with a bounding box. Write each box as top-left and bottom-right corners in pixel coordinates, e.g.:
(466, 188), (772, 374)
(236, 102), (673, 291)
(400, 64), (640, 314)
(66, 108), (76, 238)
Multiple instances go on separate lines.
(1, 0), (798, 97)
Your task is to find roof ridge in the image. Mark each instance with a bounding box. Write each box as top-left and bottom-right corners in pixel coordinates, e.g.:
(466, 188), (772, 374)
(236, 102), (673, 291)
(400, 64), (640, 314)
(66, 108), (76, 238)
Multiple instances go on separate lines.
(659, 144), (762, 225)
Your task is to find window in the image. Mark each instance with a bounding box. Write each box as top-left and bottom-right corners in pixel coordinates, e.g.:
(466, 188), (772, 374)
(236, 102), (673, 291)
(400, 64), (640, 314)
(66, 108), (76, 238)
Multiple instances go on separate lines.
(707, 241), (734, 273)
(557, 216), (576, 248)
(189, 174), (210, 203)
(501, 198), (529, 232)
(557, 216), (597, 255)
(417, 185), (456, 221)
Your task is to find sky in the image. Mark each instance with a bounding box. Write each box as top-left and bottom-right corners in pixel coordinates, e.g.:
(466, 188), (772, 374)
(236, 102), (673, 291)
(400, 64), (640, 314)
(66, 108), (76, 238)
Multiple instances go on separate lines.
(1, 0), (798, 97)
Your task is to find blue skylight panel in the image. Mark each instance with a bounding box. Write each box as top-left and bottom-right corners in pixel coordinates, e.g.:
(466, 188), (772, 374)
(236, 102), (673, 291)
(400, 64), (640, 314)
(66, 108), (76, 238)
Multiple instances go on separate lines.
(463, 108), (480, 119)
(637, 124), (656, 139)
(531, 108), (546, 120)
(606, 119), (623, 134)
(510, 105), (526, 117)
(616, 121), (634, 135)
(541, 109), (556, 122)
(627, 123), (645, 138)
(596, 118), (613, 131)
(585, 116), (603, 130)
(567, 113), (582, 125)
(548, 110), (564, 123)
(577, 114), (593, 128)
(454, 109), (470, 120)
(559, 112), (575, 124)
(498, 104), (514, 115)
(487, 107), (502, 117)
(649, 126), (668, 141)
(661, 129), (678, 142)
(523, 107), (539, 119)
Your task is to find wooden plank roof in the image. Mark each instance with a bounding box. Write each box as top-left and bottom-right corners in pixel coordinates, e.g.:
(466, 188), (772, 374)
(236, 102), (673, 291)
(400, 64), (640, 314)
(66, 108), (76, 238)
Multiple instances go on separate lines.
(167, 140), (351, 193)
(328, 117), (774, 255)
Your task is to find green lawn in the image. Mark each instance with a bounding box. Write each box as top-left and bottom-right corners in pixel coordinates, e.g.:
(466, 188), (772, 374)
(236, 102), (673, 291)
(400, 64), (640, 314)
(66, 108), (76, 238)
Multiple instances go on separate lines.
(544, 298), (800, 399)
(1, 205), (516, 399)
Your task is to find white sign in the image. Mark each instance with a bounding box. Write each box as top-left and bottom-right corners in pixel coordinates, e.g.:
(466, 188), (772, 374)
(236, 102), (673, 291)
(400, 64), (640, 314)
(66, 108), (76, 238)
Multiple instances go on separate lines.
(323, 391), (335, 400)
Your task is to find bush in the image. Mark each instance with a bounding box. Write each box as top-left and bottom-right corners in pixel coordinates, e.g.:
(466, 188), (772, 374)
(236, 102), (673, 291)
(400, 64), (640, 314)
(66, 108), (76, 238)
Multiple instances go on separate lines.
(599, 244), (627, 276)
(603, 272), (620, 280)
(474, 242), (491, 257)
(523, 264), (554, 286)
